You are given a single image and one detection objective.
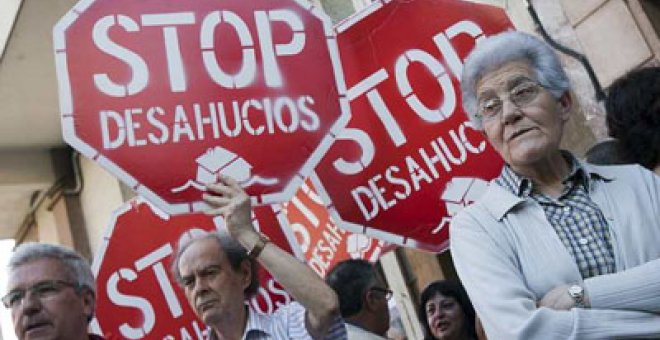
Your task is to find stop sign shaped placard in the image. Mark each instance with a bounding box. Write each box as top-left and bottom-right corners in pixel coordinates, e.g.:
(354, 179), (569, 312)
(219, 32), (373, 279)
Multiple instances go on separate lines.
(91, 198), (297, 339)
(54, 0), (349, 214)
(312, 0), (511, 252)
(276, 178), (389, 277)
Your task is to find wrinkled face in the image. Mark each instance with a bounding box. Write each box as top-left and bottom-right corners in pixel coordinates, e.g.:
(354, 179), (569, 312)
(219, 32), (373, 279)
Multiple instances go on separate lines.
(476, 61), (571, 172)
(177, 238), (250, 327)
(8, 258), (93, 340)
(425, 293), (465, 340)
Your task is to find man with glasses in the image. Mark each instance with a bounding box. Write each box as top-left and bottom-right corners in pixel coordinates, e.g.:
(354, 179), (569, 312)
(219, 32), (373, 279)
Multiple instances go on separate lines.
(325, 259), (391, 340)
(171, 176), (346, 339)
(451, 31), (660, 339)
(2, 242), (104, 340)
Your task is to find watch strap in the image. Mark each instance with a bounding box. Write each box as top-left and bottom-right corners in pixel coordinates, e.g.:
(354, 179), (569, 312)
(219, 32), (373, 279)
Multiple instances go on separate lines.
(568, 285), (585, 308)
(248, 233), (270, 259)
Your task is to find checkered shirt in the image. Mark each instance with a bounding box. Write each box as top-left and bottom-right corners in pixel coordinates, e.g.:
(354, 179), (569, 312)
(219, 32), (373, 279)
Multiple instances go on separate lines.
(495, 153), (616, 279)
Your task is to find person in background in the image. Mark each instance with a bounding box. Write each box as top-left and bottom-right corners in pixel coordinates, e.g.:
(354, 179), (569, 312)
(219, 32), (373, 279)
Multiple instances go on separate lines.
(605, 66), (660, 175)
(325, 259), (391, 340)
(584, 139), (628, 165)
(418, 280), (476, 340)
(451, 30), (660, 339)
(171, 175), (345, 340)
(2, 242), (104, 340)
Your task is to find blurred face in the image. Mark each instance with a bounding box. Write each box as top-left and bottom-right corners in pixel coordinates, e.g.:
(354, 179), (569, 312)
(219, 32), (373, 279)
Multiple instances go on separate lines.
(425, 293), (465, 340)
(365, 277), (391, 336)
(177, 238), (250, 327)
(476, 61), (571, 172)
(8, 258), (93, 340)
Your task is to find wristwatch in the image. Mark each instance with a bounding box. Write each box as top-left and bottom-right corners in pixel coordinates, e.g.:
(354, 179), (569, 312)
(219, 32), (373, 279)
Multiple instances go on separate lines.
(567, 285), (585, 308)
(247, 232), (270, 259)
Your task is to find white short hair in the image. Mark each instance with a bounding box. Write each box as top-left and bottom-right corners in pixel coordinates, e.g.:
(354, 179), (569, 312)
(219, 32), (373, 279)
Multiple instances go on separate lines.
(460, 31), (570, 129)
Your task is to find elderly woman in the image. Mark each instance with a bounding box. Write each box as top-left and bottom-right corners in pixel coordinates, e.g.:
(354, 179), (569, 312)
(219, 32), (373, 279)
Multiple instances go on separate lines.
(450, 31), (660, 339)
(418, 280), (477, 340)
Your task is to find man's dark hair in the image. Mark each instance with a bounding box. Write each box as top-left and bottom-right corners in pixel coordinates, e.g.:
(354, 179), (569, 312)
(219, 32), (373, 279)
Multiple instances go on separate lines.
(606, 66), (660, 170)
(419, 280), (477, 340)
(325, 259), (378, 318)
(170, 230), (259, 297)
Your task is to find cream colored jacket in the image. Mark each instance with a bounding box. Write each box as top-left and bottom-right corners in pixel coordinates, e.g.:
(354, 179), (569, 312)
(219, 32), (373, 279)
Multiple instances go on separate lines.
(451, 163), (660, 340)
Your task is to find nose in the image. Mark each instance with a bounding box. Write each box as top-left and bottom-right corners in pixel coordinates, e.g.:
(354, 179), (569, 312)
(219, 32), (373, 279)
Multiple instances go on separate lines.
(19, 292), (43, 315)
(501, 98), (522, 125)
(191, 276), (211, 298)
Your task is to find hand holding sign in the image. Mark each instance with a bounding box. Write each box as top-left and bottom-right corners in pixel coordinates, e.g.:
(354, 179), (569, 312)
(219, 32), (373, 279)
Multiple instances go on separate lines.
(203, 176), (258, 243)
(92, 198), (294, 339)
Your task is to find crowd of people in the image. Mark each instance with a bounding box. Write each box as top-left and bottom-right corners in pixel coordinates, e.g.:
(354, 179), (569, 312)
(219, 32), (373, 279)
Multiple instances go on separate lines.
(2, 30), (659, 340)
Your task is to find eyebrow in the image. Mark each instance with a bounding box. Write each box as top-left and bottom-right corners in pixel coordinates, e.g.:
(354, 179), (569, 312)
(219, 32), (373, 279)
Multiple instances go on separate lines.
(506, 76), (535, 89)
(478, 75), (536, 99)
(181, 264), (221, 277)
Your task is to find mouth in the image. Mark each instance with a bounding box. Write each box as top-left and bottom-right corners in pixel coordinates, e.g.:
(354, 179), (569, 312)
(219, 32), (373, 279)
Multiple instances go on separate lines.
(509, 127), (536, 141)
(196, 299), (218, 313)
(24, 320), (52, 334)
(434, 321), (451, 332)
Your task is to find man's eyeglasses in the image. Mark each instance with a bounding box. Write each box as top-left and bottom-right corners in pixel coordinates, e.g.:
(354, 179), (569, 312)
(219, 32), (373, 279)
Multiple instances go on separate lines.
(477, 80), (544, 121)
(369, 287), (393, 301)
(1, 280), (81, 309)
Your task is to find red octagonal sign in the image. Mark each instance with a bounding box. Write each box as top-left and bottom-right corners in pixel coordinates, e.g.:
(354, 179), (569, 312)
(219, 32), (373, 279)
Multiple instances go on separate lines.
(91, 198), (297, 339)
(54, 0), (349, 213)
(312, 0), (511, 252)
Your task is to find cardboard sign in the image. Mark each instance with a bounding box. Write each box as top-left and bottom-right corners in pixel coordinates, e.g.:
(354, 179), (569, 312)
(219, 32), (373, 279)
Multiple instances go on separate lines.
(276, 178), (388, 277)
(54, 0), (350, 214)
(91, 198), (296, 339)
(312, 0), (511, 251)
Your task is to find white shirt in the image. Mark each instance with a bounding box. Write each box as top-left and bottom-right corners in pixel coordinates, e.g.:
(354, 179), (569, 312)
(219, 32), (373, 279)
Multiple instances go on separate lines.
(208, 302), (347, 340)
(345, 323), (388, 340)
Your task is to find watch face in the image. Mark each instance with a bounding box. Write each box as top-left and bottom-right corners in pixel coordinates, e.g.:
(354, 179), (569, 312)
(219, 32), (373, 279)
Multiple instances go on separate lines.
(569, 285), (583, 297)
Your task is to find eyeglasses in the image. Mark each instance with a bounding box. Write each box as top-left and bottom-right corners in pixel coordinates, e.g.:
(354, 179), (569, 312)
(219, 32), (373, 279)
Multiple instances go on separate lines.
(477, 80), (544, 121)
(369, 287), (393, 301)
(1, 280), (80, 309)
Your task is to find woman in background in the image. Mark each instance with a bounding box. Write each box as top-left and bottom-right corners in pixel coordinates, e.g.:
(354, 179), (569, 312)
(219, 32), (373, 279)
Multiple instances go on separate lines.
(419, 280), (477, 340)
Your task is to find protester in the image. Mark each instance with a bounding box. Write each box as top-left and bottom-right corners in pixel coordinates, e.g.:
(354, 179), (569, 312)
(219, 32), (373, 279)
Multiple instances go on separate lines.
(2, 242), (104, 340)
(418, 280), (476, 340)
(451, 31), (660, 339)
(605, 66), (660, 175)
(171, 175), (345, 339)
(325, 259), (391, 339)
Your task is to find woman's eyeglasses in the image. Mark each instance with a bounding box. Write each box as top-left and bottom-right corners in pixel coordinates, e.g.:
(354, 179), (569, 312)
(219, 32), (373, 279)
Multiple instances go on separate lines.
(478, 80), (544, 120)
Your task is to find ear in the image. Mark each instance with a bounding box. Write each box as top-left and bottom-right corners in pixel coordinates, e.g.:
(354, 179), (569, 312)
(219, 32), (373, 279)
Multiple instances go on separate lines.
(81, 289), (96, 322)
(239, 260), (253, 291)
(557, 91), (573, 122)
(363, 290), (379, 312)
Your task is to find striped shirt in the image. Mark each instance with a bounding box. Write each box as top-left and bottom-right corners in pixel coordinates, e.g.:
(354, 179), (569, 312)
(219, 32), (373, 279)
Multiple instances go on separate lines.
(495, 152), (615, 279)
(208, 302), (347, 340)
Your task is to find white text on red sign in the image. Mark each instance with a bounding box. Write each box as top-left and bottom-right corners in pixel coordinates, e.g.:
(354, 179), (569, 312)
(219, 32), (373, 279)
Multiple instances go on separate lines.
(90, 10), (322, 150)
(331, 20), (488, 221)
(105, 241), (290, 339)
